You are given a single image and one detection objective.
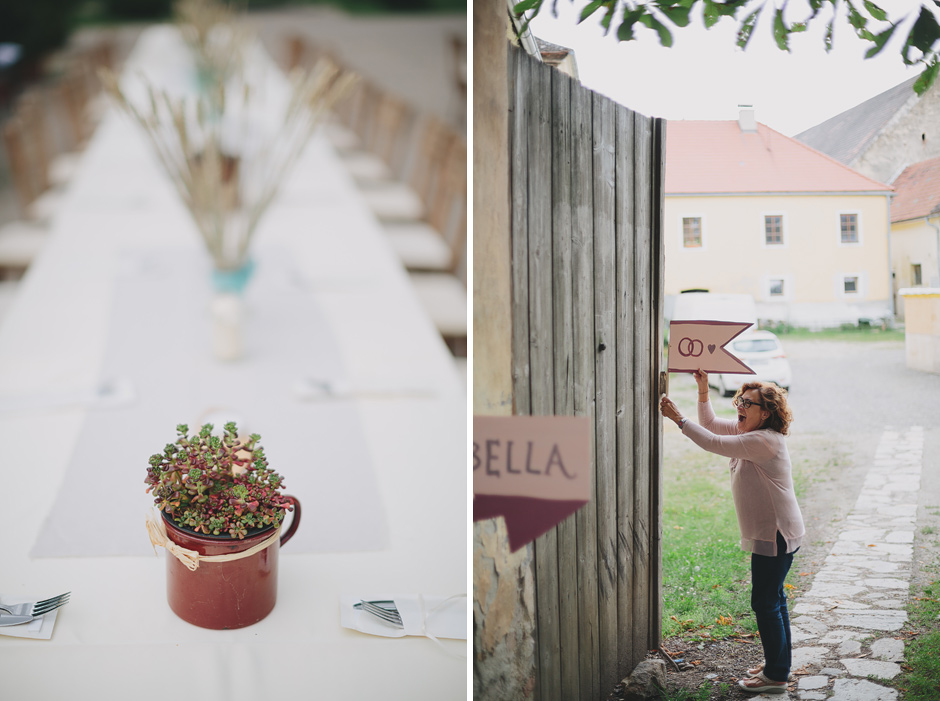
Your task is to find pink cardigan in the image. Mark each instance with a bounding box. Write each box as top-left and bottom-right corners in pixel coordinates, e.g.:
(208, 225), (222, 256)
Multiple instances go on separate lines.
(681, 400), (805, 557)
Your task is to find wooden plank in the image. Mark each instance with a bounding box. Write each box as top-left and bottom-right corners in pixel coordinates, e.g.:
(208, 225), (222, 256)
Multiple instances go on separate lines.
(509, 47), (530, 417)
(649, 118), (667, 649)
(592, 90), (619, 695)
(528, 54), (560, 701)
(570, 79), (600, 701)
(613, 103), (637, 671)
(550, 68), (580, 701)
(631, 114), (654, 669)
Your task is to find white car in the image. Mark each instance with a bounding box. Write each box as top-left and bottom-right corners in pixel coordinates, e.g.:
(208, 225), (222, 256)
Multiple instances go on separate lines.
(707, 330), (792, 397)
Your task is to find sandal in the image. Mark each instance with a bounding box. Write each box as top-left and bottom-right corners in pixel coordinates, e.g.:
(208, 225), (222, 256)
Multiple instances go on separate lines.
(738, 672), (787, 694)
(746, 663), (764, 677)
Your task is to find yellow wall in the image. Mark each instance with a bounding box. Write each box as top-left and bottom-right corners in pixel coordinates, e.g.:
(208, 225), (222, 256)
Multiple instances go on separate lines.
(891, 218), (940, 290)
(665, 193), (891, 306)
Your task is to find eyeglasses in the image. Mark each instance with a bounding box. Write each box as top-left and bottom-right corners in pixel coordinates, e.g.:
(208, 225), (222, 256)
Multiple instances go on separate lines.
(733, 397), (765, 410)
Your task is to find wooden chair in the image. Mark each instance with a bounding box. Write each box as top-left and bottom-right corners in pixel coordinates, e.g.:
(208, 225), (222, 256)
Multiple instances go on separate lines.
(0, 278), (22, 328)
(450, 33), (467, 127)
(401, 141), (468, 356)
(285, 34), (307, 72)
(1, 106), (66, 223)
(408, 253), (467, 356)
(384, 139), (466, 273)
(340, 91), (416, 185)
(59, 62), (93, 150)
(0, 221), (50, 278)
(2, 117), (38, 220)
(359, 117), (460, 223)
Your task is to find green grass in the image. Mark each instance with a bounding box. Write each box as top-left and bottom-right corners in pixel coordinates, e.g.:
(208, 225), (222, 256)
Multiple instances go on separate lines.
(661, 447), (756, 640)
(762, 323), (905, 343)
(886, 563), (940, 700)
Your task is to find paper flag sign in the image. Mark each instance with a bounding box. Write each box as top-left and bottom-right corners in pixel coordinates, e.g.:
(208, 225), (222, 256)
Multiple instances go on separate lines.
(667, 320), (755, 375)
(473, 415), (591, 552)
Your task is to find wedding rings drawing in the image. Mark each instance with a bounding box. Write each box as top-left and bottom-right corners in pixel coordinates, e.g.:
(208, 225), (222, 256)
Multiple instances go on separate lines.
(677, 337), (704, 357)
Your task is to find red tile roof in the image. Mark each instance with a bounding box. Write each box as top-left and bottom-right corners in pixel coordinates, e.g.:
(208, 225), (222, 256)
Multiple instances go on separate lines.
(890, 156), (940, 223)
(666, 120), (892, 195)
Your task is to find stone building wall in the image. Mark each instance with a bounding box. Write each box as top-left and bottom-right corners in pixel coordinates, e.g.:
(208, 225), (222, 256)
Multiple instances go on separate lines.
(853, 85), (940, 184)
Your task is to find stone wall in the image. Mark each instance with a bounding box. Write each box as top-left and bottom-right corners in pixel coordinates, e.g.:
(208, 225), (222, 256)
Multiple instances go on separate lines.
(472, 0), (538, 697)
(852, 84), (940, 184)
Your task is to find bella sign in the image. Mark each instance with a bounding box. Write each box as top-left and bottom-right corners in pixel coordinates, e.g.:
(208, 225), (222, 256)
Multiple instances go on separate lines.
(667, 320), (756, 375)
(473, 415), (591, 552)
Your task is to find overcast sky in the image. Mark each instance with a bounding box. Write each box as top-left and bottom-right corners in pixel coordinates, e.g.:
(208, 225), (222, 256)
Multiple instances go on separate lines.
(527, 0), (927, 136)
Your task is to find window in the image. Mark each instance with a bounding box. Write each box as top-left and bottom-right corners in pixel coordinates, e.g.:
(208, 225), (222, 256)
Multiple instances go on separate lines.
(840, 213), (859, 243)
(764, 215), (783, 245)
(844, 276), (859, 294)
(913, 263), (923, 286)
(769, 279), (785, 297)
(682, 217), (701, 248)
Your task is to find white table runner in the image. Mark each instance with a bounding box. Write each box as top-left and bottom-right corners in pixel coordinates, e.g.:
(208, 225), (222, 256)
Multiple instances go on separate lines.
(31, 248), (387, 557)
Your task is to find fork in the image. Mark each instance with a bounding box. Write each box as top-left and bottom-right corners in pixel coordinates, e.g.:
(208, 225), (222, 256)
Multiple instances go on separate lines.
(355, 599), (403, 628)
(0, 592), (71, 618)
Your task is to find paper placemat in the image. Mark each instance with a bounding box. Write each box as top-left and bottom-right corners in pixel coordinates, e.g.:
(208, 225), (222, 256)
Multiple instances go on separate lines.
(31, 249), (387, 557)
(0, 596), (61, 640)
(340, 594), (467, 640)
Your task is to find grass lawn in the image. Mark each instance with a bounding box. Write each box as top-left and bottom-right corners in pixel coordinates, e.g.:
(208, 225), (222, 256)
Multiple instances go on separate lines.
(661, 373), (803, 640)
(766, 323), (905, 343)
(886, 560), (940, 700)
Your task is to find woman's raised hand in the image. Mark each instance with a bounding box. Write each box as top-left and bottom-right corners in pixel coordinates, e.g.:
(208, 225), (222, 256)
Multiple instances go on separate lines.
(659, 396), (682, 424)
(694, 369), (709, 394)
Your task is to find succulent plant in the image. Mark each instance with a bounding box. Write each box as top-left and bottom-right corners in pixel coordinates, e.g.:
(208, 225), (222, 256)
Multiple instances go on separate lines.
(146, 422), (293, 539)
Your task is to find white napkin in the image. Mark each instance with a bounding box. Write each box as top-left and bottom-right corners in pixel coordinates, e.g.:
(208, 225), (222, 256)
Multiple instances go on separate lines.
(340, 594), (466, 640)
(0, 596), (61, 640)
(293, 377), (437, 401)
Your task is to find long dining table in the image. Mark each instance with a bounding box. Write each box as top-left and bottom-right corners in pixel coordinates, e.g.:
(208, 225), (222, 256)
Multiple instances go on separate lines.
(0, 25), (467, 699)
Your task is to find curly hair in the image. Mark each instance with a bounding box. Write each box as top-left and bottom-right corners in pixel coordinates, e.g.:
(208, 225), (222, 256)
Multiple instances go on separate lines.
(733, 382), (793, 435)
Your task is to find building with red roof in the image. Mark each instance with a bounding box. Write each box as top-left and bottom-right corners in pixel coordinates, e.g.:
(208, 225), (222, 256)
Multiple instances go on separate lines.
(887, 157), (940, 310)
(665, 109), (894, 329)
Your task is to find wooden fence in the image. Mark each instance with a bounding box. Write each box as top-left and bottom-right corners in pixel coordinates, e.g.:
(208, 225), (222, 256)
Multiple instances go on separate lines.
(508, 45), (666, 700)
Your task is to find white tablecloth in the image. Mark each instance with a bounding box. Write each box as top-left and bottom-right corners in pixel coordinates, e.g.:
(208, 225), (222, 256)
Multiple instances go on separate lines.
(0, 26), (467, 699)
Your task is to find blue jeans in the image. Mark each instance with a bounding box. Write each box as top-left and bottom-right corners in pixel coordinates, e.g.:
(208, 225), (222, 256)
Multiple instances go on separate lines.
(751, 531), (797, 682)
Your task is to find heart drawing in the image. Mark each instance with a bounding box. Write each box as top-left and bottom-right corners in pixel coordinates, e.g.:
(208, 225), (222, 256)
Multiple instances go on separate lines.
(707, 344), (716, 354)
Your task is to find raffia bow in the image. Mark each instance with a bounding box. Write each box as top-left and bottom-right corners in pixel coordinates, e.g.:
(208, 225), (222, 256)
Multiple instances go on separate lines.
(146, 508), (281, 571)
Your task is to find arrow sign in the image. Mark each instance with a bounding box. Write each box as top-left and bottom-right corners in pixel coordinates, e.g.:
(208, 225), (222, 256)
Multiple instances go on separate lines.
(667, 320), (755, 375)
(473, 415), (591, 552)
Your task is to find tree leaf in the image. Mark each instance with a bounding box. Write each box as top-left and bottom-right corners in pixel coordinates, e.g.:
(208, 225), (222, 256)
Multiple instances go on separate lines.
(617, 8), (646, 41)
(863, 0), (887, 22)
(914, 58), (940, 95)
(863, 22), (897, 59)
(579, 0), (605, 24)
(512, 0), (542, 13)
(639, 13), (675, 46)
(736, 7), (761, 50)
(845, 0), (868, 31)
(773, 7), (790, 51)
(601, 3), (615, 32)
(907, 6), (940, 53)
(660, 4), (693, 28)
(703, 0), (721, 28)
(825, 16), (835, 52)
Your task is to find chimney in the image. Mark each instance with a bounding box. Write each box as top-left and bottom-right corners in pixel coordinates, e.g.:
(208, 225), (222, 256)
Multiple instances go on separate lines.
(738, 105), (757, 133)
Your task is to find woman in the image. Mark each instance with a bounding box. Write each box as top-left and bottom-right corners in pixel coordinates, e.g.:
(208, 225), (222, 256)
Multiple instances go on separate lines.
(659, 370), (804, 695)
